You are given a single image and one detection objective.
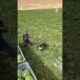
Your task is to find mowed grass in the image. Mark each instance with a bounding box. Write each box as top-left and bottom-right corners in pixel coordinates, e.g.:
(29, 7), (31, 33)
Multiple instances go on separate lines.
(18, 9), (62, 80)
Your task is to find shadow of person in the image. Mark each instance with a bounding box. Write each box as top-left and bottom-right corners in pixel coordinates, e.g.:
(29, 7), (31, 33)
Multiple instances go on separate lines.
(0, 20), (16, 58)
(19, 43), (58, 80)
(0, 52), (17, 80)
(0, 20), (17, 80)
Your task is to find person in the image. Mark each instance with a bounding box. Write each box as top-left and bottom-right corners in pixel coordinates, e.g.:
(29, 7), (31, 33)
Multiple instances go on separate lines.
(0, 20), (16, 58)
(23, 29), (32, 46)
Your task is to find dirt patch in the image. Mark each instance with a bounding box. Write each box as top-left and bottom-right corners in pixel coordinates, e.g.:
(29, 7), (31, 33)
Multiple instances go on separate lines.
(18, 0), (62, 10)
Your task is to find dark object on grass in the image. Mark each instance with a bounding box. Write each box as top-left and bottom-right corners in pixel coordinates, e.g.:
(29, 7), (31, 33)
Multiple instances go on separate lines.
(23, 29), (32, 46)
(38, 41), (48, 51)
(0, 20), (16, 58)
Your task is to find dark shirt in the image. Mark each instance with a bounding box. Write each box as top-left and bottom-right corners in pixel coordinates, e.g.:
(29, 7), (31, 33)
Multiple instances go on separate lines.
(0, 20), (7, 38)
(0, 20), (7, 48)
(0, 20), (3, 37)
(23, 33), (29, 41)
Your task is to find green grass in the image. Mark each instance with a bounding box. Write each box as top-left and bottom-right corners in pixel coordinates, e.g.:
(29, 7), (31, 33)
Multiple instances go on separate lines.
(18, 9), (62, 80)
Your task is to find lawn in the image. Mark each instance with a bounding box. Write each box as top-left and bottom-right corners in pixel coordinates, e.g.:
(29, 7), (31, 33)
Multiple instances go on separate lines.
(18, 9), (62, 80)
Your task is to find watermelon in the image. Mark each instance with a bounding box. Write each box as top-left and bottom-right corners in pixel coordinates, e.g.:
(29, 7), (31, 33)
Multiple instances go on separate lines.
(22, 69), (30, 78)
(25, 75), (33, 80)
(18, 70), (23, 78)
(18, 78), (23, 80)
(18, 54), (22, 62)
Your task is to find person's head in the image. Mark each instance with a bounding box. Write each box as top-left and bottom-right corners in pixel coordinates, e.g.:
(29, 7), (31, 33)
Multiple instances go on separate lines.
(0, 20), (4, 27)
(0, 20), (7, 33)
(23, 29), (28, 34)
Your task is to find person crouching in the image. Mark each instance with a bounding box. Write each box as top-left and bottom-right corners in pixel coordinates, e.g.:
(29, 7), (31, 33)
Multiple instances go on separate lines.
(23, 29), (32, 46)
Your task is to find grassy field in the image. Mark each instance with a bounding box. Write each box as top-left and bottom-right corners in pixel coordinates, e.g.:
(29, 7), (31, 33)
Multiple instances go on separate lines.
(18, 9), (62, 80)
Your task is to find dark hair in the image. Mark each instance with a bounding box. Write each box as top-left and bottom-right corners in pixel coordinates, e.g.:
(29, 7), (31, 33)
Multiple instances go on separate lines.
(0, 20), (4, 27)
(0, 20), (7, 33)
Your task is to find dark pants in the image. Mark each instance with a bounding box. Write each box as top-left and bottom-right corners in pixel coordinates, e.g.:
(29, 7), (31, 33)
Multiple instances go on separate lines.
(0, 38), (16, 58)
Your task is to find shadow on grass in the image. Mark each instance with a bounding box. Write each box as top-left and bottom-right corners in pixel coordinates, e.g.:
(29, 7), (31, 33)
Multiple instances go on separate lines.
(0, 53), (17, 80)
(19, 43), (58, 80)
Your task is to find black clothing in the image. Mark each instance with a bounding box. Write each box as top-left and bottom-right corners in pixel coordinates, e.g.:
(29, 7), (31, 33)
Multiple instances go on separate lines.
(0, 20), (16, 58)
